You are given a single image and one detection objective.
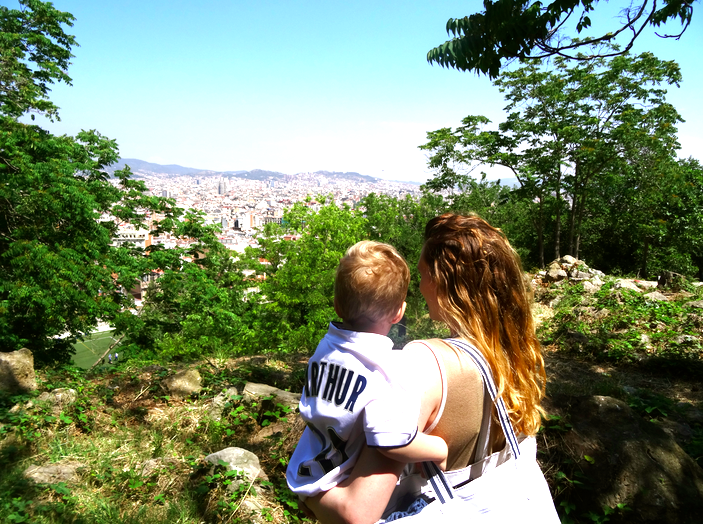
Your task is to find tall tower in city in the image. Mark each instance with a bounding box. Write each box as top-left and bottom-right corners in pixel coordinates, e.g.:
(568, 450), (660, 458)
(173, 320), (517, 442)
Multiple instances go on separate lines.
(217, 177), (227, 195)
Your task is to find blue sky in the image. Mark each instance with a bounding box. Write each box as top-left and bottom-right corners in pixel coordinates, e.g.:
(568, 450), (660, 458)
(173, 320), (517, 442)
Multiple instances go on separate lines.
(9, 0), (703, 183)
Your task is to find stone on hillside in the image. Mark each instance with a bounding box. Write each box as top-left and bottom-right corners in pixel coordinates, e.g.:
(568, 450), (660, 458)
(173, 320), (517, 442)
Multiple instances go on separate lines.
(658, 271), (688, 290)
(209, 387), (240, 420)
(0, 348), (37, 394)
(674, 335), (699, 345)
(559, 255), (578, 265)
(593, 308), (610, 320)
(548, 261), (561, 271)
(204, 447), (267, 492)
(582, 281), (598, 293)
(24, 461), (84, 484)
(614, 279), (642, 293)
(238, 498), (270, 524)
(243, 382), (300, 412)
(545, 268), (568, 283)
(564, 396), (703, 523)
(137, 457), (180, 477)
(637, 280), (659, 289)
(644, 291), (668, 302)
(686, 300), (703, 309)
(161, 369), (202, 398)
(569, 269), (592, 280)
(37, 388), (77, 414)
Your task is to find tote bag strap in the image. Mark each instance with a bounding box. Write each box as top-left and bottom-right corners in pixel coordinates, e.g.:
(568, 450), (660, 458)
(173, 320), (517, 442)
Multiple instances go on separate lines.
(413, 339), (523, 508)
(444, 338), (521, 459)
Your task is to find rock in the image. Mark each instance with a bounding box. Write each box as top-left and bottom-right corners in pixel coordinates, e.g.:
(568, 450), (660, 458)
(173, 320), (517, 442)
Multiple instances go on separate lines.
(593, 308), (610, 320)
(24, 461), (84, 484)
(545, 268), (568, 283)
(676, 404), (703, 425)
(622, 386), (637, 396)
(569, 269), (592, 280)
(658, 271), (688, 290)
(0, 348), (37, 393)
(204, 447), (267, 492)
(559, 255), (578, 265)
(137, 457), (180, 477)
(161, 369), (202, 398)
(238, 498), (269, 524)
(644, 291), (668, 302)
(209, 387), (240, 420)
(640, 333), (651, 345)
(564, 396), (703, 523)
(582, 281), (598, 293)
(548, 262), (561, 271)
(686, 300), (703, 309)
(37, 388), (77, 414)
(637, 280), (659, 289)
(242, 382), (300, 412)
(614, 279), (642, 293)
(659, 419), (693, 443)
(673, 335), (699, 345)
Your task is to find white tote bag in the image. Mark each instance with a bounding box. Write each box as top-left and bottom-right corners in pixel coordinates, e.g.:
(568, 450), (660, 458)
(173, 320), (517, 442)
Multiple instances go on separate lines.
(379, 339), (559, 523)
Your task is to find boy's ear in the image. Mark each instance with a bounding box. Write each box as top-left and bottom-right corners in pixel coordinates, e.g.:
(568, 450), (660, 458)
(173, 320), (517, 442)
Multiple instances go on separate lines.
(390, 301), (407, 325)
(334, 297), (342, 318)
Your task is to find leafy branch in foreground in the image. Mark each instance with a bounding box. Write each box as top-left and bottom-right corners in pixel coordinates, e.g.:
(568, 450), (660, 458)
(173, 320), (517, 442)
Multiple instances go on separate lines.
(427, 0), (696, 78)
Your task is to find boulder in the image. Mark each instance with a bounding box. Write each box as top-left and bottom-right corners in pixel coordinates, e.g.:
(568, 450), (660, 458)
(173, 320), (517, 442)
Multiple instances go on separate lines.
(564, 396), (703, 523)
(559, 255), (578, 265)
(658, 271), (688, 290)
(24, 461), (84, 484)
(136, 457), (180, 477)
(242, 382), (300, 412)
(209, 387), (240, 420)
(161, 369), (202, 398)
(582, 281), (598, 293)
(644, 291), (668, 302)
(204, 447), (267, 492)
(686, 300), (703, 309)
(37, 388), (77, 414)
(545, 268), (568, 283)
(614, 279), (642, 293)
(0, 348), (37, 394)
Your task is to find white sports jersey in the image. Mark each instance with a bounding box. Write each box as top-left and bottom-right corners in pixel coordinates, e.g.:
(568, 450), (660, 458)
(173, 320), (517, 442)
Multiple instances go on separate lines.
(286, 322), (420, 498)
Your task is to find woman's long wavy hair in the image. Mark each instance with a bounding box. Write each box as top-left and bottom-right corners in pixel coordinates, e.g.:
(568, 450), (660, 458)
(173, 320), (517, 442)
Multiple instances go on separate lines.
(422, 213), (545, 436)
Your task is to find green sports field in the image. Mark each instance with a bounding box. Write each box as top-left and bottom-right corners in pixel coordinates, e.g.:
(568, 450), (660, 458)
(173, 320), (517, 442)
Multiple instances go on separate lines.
(71, 330), (122, 369)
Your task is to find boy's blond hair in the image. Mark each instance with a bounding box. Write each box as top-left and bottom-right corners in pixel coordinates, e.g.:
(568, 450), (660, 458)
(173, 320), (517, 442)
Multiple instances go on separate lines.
(335, 241), (410, 324)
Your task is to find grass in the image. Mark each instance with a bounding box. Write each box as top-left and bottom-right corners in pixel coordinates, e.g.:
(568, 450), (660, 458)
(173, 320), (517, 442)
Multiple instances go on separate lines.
(0, 356), (310, 524)
(71, 331), (122, 370)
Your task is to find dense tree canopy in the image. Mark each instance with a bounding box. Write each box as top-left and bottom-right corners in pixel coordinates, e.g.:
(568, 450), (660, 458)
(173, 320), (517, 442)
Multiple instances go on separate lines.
(421, 50), (691, 275)
(427, 0), (696, 78)
(0, 1), (180, 363)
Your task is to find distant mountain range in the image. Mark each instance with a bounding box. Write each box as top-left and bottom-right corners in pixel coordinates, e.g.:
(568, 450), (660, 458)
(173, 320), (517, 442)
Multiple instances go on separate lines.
(106, 159), (381, 184)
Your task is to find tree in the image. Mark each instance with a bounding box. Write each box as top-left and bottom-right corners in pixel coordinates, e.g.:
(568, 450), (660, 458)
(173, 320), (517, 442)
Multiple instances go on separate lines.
(427, 0), (696, 78)
(0, 1), (178, 363)
(244, 198), (367, 353)
(421, 51), (683, 269)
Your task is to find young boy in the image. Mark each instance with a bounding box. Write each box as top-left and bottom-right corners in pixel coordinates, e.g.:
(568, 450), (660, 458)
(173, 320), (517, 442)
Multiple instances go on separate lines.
(286, 241), (447, 503)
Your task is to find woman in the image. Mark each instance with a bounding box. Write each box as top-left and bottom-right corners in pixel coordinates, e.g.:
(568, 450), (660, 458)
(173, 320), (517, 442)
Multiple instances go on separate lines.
(305, 213), (549, 523)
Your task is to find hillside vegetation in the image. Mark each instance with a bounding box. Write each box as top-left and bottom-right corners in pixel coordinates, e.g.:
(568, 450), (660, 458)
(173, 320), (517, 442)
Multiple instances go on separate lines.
(1, 272), (702, 523)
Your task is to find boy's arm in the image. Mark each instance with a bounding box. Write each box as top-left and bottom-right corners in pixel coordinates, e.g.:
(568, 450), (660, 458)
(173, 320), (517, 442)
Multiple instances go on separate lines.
(378, 432), (448, 470)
